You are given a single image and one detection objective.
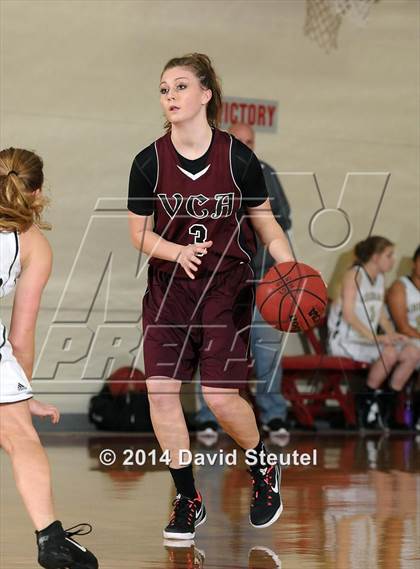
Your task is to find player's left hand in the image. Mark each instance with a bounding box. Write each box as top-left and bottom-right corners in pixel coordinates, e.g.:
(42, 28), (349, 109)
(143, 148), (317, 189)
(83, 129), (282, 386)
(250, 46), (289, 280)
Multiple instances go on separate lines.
(28, 398), (60, 424)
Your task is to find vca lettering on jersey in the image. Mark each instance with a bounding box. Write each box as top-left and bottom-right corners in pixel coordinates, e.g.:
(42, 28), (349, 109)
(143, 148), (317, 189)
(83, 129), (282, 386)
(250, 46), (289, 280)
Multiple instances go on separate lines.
(157, 192), (235, 220)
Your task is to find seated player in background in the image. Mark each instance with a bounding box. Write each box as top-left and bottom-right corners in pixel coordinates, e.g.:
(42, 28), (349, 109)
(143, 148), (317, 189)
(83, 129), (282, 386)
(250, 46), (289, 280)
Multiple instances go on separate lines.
(387, 245), (420, 430)
(387, 245), (420, 345)
(327, 236), (420, 429)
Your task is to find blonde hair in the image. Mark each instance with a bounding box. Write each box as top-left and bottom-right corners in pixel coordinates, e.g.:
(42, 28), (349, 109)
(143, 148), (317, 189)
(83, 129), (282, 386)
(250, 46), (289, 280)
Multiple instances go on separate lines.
(0, 147), (50, 232)
(161, 52), (222, 132)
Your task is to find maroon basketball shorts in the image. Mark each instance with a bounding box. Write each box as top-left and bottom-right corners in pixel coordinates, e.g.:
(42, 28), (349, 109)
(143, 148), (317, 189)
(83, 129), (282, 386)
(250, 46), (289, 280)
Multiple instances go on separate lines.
(142, 262), (255, 389)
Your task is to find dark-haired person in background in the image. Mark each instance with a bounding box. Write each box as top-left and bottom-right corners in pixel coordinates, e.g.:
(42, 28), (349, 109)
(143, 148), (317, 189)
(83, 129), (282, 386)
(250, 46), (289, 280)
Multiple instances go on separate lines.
(195, 122), (292, 442)
(387, 245), (420, 430)
(387, 245), (420, 345)
(328, 236), (420, 429)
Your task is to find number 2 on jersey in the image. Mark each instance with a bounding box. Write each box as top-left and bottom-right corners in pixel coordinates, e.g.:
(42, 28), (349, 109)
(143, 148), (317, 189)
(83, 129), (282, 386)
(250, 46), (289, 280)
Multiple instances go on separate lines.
(189, 224), (208, 257)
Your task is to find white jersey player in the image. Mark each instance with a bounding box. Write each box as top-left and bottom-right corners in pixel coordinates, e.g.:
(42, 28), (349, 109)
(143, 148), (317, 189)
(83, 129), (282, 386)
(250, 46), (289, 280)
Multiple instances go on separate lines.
(327, 236), (420, 429)
(0, 148), (98, 568)
(0, 230), (33, 402)
(400, 276), (420, 332)
(387, 245), (420, 350)
(329, 264), (385, 363)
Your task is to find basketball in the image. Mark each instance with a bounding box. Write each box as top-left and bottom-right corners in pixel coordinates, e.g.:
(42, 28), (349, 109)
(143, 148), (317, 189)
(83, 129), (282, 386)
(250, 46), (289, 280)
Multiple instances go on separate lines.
(107, 366), (147, 397)
(256, 261), (328, 332)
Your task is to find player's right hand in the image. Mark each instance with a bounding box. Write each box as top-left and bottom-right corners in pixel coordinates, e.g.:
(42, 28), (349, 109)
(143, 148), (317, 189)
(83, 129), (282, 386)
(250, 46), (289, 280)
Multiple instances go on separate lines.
(28, 398), (60, 424)
(178, 241), (213, 279)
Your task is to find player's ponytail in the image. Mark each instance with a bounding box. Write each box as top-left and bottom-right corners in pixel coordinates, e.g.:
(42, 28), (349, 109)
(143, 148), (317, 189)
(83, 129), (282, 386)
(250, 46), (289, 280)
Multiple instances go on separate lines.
(161, 52), (222, 132)
(0, 147), (50, 232)
(354, 236), (394, 264)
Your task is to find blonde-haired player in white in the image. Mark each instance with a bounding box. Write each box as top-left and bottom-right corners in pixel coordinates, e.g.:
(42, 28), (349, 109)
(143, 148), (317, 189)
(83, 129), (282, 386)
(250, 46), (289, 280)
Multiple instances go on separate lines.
(0, 148), (98, 568)
(328, 236), (420, 429)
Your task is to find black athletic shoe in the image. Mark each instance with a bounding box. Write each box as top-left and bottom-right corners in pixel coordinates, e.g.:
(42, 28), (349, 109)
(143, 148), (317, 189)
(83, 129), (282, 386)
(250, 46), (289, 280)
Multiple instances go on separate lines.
(377, 390), (400, 430)
(36, 520), (98, 569)
(249, 464), (283, 528)
(262, 418), (290, 446)
(163, 491), (207, 540)
(356, 391), (380, 430)
(262, 418), (289, 437)
(196, 421), (219, 447)
(196, 421), (218, 435)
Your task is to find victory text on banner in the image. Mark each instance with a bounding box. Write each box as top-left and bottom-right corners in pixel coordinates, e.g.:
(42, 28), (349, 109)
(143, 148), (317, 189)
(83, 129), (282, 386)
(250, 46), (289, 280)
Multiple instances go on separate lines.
(221, 97), (278, 133)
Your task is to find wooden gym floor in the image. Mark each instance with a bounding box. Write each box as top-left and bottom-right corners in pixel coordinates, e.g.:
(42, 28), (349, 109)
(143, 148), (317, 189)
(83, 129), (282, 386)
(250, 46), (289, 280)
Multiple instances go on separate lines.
(1, 434), (419, 568)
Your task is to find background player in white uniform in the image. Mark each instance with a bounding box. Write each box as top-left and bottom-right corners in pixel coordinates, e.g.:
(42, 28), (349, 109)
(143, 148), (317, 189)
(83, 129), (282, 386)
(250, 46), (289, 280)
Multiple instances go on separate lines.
(0, 148), (98, 569)
(328, 236), (420, 428)
(387, 245), (420, 349)
(387, 245), (420, 430)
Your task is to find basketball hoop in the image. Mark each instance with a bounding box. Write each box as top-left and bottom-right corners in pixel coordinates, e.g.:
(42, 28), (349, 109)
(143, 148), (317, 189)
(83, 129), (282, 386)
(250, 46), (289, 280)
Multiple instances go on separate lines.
(332, 0), (377, 22)
(304, 0), (380, 53)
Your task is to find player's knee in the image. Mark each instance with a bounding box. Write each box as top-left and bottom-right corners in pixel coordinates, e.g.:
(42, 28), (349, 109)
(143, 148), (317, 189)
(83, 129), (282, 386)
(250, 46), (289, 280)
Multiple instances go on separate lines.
(0, 423), (40, 455)
(203, 392), (232, 416)
(146, 378), (179, 408)
(147, 391), (175, 409)
(399, 344), (420, 365)
(0, 429), (13, 454)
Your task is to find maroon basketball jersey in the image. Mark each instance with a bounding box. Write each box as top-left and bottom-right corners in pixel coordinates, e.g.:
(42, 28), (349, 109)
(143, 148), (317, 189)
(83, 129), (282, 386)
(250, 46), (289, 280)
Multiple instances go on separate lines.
(151, 129), (257, 277)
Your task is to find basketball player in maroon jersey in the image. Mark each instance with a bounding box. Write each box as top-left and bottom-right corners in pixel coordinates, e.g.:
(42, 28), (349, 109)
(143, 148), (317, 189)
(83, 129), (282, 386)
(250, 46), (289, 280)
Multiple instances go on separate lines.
(128, 53), (294, 539)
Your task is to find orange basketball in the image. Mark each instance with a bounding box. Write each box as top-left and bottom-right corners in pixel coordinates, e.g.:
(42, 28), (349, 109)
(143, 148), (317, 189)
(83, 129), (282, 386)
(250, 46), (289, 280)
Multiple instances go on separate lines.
(256, 261), (327, 332)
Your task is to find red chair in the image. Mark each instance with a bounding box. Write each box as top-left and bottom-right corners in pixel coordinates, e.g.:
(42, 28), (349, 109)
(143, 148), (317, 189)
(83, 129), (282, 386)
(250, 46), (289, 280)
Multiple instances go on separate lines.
(282, 316), (369, 428)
